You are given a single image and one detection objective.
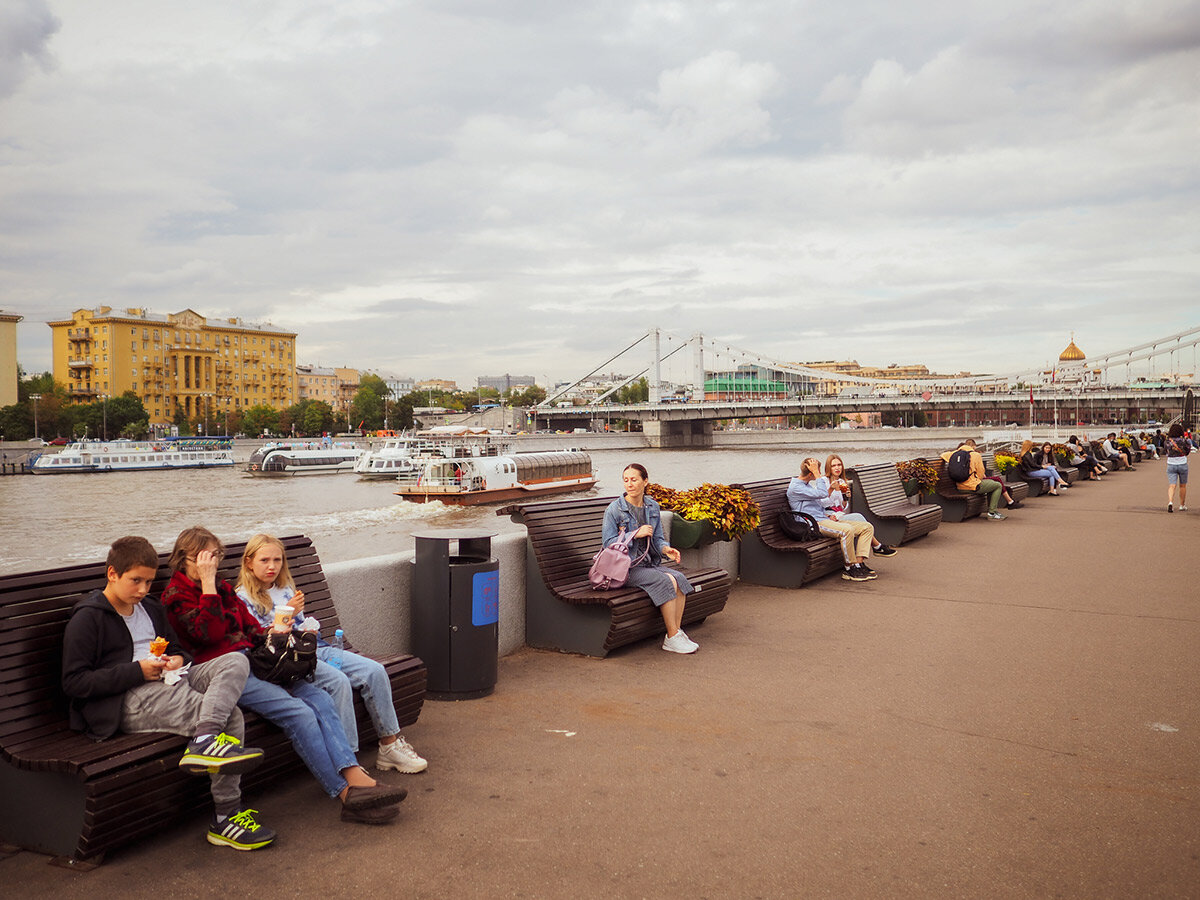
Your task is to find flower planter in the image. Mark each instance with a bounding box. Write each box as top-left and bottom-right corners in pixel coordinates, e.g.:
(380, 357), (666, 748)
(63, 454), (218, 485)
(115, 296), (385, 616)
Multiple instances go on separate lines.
(669, 515), (719, 549)
(902, 478), (920, 497)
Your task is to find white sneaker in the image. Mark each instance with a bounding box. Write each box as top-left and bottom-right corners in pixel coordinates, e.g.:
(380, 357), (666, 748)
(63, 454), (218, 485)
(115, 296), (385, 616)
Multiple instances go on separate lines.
(675, 629), (700, 652)
(662, 631), (698, 654)
(376, 736), (428, 773)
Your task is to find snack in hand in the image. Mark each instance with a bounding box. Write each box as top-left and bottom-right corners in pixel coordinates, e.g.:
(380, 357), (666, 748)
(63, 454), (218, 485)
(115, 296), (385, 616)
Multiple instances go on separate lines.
(149, 636), (169, 658)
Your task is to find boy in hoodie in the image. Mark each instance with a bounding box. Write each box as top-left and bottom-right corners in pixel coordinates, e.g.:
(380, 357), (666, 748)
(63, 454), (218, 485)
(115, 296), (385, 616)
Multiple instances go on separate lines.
(61, 536), (276, 851)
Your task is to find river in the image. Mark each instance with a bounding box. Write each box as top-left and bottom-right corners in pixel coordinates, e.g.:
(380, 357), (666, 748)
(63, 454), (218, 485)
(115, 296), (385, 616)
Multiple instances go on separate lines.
(0, 435), (959, 575)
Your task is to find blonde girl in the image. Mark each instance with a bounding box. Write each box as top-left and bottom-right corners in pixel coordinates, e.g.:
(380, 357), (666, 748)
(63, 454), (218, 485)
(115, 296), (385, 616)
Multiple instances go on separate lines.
(235, 534), (427, 774)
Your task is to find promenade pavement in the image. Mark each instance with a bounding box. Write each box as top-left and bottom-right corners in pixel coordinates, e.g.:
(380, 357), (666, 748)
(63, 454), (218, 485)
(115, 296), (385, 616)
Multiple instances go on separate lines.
(7, 462), (1198, 899)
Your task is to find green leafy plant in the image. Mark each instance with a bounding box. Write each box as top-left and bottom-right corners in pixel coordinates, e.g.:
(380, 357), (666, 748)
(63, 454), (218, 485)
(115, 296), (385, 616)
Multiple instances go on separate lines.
(1052, 443), (1073, 467)
(646, 482), (760, 540)
(895, 459), (938, 494)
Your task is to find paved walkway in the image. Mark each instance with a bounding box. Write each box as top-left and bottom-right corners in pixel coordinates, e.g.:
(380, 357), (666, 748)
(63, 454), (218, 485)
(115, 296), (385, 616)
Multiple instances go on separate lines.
(8, 464), (1198, 899)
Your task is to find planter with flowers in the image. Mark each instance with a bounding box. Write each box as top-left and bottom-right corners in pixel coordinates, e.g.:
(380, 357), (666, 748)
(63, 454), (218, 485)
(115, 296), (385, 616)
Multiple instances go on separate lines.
(894, 459), (938, 498)
(646, 481), (761, 549)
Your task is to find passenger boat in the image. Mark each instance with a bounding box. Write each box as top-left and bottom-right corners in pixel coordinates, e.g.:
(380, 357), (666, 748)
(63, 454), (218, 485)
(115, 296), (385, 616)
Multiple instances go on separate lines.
(355, 433), (510, 480)
(246, 441), (363, 476)
(30, 438), (235, 474)
(393, 450), (596, 505)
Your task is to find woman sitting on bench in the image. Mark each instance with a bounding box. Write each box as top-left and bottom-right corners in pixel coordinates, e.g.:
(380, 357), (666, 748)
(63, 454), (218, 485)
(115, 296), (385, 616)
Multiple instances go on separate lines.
(1018, 441), (1069, 495)
(1066, 436), (1105, 480)
(602, 463), (698, 655)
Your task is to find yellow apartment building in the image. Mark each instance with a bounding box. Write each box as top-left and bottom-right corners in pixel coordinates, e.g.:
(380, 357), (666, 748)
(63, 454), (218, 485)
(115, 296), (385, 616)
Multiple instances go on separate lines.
(296, 364), (341, 406)
(0, 310), (21, 408)
(49, 307), (297, 427)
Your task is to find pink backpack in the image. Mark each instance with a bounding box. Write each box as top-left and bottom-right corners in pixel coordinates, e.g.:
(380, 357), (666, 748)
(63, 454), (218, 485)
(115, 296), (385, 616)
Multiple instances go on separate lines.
(588, 529), (649, 590)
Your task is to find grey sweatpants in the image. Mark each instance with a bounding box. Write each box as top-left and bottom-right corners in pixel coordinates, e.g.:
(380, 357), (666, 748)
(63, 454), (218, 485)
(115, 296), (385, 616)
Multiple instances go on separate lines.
(120, 652), (250, 816)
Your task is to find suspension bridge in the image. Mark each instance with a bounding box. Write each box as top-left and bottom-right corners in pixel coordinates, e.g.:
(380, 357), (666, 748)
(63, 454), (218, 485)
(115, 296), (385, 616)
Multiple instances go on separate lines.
(534, 326), (1200, 447)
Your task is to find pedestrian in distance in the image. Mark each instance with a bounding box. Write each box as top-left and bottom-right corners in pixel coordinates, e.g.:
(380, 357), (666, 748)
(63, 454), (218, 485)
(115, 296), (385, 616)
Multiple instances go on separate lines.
(1165, 423), (1190, 513)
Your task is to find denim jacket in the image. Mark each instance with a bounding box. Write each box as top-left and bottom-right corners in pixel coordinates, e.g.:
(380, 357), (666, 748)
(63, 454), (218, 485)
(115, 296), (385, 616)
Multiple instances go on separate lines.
(786, 476), (841, 522)
(602, 494), (666, 566)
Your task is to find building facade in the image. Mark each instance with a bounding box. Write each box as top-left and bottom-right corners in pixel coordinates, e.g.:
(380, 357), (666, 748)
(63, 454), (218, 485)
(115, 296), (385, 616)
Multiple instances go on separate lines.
(296, 364), (340, 406)
(0, 310), (21, 408)
(49, 307), (297, 427)
(477, 374), (536, 393)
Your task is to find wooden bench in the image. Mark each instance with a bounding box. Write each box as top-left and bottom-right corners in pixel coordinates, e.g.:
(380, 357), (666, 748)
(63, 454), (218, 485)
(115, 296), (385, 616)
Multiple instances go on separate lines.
(925, 458), (989, 521)
(0, 535), (426, 866)
(844, 463), (943, 547)
(736, 478), (845, 588)
(979, 453), (1030, 504)
(500, 497), (731, 657)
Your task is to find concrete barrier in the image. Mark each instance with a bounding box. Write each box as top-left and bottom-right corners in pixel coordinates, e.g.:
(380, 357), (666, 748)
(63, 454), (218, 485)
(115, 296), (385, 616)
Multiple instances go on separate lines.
(323, 531), (528, 661)
(322, 512), (740, 662)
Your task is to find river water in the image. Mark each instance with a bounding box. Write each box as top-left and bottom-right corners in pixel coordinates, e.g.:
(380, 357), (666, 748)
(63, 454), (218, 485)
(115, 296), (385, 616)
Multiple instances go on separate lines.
(0, 438), (953, 576)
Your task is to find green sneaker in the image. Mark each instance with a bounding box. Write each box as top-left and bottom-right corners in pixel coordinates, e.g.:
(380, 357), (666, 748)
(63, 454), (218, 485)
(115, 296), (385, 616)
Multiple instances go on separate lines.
(180, 732), (264, 774)
(207, 808), (276, 851)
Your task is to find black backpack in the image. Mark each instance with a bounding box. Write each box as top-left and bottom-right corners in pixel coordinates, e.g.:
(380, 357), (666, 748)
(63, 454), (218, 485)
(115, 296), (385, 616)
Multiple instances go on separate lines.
(946, 449), (972, 483)
(778, 508), (822, 542)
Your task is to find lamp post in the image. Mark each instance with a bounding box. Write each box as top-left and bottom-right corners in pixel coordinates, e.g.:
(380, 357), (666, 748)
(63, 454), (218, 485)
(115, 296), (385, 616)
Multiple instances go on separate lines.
(101, 394), (109, 441)
(29, 394), (41, 439)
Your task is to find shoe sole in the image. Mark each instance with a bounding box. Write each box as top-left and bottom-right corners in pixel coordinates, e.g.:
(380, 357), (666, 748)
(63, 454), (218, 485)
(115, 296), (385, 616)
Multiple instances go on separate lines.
(343, 786), (408, 811)
(376, 758), (429, 774)
(180, 752), (264, 774)
(206, 832), (274, 850)
(662, 642), (698, 654)
(841, 573), (872, 582)
(341, 805), (400, 825)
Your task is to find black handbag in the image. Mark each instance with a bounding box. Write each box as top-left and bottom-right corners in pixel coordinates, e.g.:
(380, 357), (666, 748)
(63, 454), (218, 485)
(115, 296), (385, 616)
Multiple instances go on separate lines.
(778, 508), (822, 543)
(247, 630), (318, 686)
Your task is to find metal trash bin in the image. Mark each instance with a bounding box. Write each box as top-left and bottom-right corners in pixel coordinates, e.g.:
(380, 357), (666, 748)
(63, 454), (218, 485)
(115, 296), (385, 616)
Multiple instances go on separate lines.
(410, 528), (499, 700)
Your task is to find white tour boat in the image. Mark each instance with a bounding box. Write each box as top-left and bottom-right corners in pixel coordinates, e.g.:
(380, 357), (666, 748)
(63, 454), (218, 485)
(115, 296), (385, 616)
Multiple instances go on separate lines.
(247, 441), (363, 476)
(355, 433), (510, 480)
(393, 450), (596, 505)
(30, 438), (235, 474)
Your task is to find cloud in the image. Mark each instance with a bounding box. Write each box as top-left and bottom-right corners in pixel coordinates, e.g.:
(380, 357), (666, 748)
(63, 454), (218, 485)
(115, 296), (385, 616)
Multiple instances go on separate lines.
(0, 0), (58, 99)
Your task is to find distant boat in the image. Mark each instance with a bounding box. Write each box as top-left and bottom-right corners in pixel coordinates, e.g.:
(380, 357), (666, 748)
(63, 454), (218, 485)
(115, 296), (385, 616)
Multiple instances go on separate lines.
(354, 434), (509, 480)
(30, 438), (234, 474)
(247, 441), (362, 476)
(393, 450), (596, 505)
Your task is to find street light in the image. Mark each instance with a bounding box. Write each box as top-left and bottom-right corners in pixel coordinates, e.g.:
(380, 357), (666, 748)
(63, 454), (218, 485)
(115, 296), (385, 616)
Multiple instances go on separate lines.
(101, 394), (109, 441)
(29, 394), (41, 439)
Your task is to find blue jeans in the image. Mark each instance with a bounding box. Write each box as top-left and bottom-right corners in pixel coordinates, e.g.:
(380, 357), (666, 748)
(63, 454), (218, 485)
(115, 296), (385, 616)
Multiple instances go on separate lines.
(313, 649), (400, 752)
(237, 670), (358, 798)
(1029, 467), (1064, 487)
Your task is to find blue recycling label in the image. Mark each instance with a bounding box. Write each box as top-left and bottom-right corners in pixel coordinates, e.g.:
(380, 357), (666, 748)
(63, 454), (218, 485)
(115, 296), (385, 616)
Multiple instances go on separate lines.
(472, 570), (499, 626)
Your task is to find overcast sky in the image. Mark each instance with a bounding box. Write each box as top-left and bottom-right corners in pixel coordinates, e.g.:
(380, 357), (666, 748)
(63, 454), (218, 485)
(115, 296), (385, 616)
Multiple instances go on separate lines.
(2, 0), (1198, 388)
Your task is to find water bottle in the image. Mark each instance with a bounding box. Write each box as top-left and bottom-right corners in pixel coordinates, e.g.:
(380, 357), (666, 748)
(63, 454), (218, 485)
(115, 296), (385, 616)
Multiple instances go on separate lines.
(328, 629), (344, 670)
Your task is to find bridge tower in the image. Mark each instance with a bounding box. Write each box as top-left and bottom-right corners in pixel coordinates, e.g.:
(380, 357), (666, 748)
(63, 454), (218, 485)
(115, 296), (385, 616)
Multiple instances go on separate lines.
(649, 328), (662, 403)
(693, 332), (705, 399)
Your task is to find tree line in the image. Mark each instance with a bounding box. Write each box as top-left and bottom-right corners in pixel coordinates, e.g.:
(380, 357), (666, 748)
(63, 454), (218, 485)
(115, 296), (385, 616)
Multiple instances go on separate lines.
(0, 371), (548, 440)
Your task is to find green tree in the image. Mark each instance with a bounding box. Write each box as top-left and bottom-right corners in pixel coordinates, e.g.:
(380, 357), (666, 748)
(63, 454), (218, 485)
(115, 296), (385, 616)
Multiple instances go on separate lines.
(241, 404), (280, 436)
(302, 401), (335, 436)
(507, 385), (546, 407)
(350, 374), (390, 431)
(0, 403), (31, 440)
(172, 407), (192, 436)
(616, 377), (649, 404)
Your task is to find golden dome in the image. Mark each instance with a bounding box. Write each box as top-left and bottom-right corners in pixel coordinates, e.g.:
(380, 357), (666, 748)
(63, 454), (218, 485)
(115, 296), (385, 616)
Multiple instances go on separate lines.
(1059, 337), (1085, 361)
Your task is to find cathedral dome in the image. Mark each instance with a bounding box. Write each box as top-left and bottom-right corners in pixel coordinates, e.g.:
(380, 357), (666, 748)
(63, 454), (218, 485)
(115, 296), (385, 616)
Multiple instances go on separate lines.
(1059, 338), (1085, 362)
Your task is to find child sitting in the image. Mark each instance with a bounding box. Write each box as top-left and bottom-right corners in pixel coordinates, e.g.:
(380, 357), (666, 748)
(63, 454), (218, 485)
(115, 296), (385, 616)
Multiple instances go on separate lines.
(61, 536), (275, 851)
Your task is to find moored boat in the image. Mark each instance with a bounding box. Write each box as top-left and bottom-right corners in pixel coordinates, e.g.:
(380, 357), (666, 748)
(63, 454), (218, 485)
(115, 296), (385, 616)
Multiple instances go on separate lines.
(355, 433), (510, 480)
(393, 450), (596, 505)
(30, 438), (235, 474)
(247, 441), (362, 476)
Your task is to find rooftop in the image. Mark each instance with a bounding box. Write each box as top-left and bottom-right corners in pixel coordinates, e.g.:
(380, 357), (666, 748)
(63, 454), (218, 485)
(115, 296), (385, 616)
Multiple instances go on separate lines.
(7, 465), (1197, 898)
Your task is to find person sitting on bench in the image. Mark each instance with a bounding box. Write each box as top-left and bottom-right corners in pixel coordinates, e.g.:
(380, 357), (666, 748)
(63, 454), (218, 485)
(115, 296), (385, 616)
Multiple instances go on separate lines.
(941, 440), (1009, 520)
(788, 456), (892, 582)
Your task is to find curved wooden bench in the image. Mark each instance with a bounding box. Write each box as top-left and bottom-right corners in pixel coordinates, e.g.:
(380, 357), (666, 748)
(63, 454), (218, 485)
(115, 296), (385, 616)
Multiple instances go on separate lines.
(926, 458), (988, 521)
(500, 497), (731, 657)
(736, 477), (845, 588)
(845, 463), (943, 546)
(0, 535), (425, 866)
